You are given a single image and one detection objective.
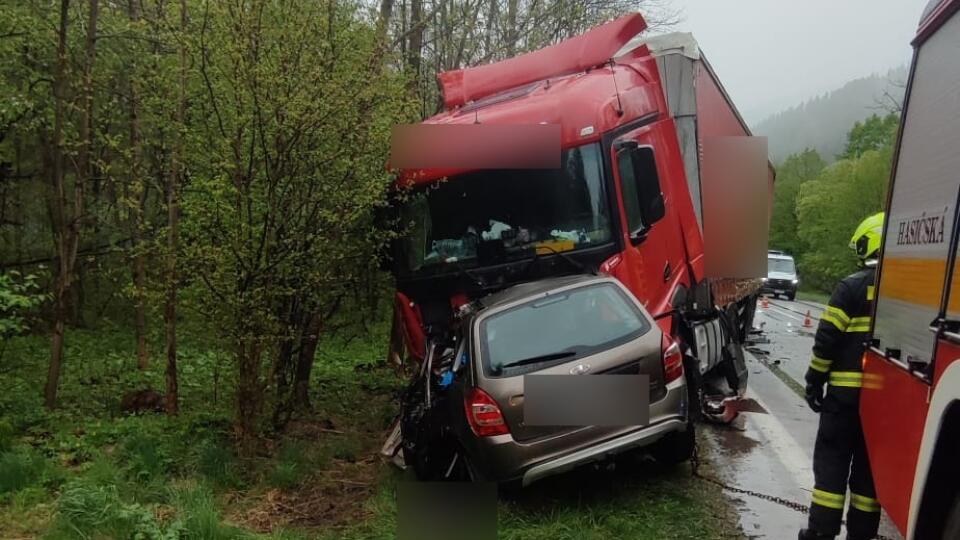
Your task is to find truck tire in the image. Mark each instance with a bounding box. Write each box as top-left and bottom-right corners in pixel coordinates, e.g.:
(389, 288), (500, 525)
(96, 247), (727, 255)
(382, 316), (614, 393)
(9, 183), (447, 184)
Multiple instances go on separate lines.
(943, 493), (960, 540)
(650, 422), (695, 465)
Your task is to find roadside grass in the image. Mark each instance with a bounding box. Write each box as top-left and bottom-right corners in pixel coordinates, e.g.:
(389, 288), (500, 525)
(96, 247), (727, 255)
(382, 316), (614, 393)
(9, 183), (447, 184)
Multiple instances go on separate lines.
(0, 322), (744, 539)
(796, 287), (830, 305)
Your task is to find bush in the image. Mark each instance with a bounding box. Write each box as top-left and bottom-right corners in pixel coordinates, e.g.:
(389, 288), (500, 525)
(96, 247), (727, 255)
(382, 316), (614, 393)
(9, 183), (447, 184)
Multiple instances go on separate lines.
(169, 483), (249, 540)
(192, 439), (243, 489)
(47, 479), (164, 539)
(0, 448), (47, 496)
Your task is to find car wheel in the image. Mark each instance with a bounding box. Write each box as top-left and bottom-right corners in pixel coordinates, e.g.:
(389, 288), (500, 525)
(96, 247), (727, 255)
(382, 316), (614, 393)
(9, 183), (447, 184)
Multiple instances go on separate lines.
(943, 493), (960, 540)
(650, 422), (695, 465)
(786, 292), (796, 301)
(441, 445), (480, 482)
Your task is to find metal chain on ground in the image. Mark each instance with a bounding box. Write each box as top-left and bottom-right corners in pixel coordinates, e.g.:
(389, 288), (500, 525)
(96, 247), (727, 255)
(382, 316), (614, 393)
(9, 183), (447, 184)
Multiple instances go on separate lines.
(690, 439), (897, 540)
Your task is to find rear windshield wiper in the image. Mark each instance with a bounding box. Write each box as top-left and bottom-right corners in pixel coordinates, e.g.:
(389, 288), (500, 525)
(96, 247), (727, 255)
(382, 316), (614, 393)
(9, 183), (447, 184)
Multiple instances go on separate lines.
(493, 350), (577, 373)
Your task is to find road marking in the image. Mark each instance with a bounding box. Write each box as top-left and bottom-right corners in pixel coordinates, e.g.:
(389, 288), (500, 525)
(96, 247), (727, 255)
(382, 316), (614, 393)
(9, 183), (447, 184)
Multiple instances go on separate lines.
(744, 390), (814, 489)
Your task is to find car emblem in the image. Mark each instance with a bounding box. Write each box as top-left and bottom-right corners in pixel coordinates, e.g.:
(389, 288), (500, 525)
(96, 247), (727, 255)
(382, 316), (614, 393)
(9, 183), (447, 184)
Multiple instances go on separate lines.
(570, 363), (591, 375)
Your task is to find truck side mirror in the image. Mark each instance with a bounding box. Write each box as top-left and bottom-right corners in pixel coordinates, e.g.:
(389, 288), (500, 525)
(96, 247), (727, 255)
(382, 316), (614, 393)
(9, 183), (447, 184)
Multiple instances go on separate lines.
(616, 145), (665, 243)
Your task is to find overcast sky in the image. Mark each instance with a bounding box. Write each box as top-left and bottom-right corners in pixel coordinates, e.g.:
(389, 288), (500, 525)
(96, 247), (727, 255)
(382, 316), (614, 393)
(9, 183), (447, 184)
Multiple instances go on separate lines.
(667, 0), (926, 125)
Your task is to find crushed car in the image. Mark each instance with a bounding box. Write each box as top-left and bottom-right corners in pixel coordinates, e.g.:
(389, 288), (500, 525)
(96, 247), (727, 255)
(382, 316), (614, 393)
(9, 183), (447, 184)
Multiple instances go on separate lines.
(386, 275), (693, 486)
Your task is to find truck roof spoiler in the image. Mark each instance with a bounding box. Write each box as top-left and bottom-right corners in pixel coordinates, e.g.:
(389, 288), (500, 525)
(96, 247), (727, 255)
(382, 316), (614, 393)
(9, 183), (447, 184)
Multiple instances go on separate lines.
(437, 13), (647, 110)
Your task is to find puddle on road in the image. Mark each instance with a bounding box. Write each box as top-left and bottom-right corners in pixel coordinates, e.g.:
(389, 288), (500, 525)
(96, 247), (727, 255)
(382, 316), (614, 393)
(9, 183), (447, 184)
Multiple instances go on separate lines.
(702, 423), (808, 539)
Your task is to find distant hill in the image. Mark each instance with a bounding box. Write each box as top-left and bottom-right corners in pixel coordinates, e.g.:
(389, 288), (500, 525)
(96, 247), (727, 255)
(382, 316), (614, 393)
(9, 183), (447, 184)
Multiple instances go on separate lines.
(752, 66), (908, 164)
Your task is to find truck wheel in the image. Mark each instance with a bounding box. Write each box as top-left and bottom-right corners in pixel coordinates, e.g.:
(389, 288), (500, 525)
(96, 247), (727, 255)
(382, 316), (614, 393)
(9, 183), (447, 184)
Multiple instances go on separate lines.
(650, 422), (695, 465)
(943, 493), (960, 540)
(786, 291), (796, 301)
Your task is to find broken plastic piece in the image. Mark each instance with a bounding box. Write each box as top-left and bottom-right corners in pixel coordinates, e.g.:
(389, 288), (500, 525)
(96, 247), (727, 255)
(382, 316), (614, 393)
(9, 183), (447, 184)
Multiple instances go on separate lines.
(482, 219), (512, 241)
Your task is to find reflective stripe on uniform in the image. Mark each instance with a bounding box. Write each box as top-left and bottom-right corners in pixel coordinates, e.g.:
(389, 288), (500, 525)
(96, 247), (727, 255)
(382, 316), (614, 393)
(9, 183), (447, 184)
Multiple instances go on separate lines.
(850, 492), (880, 513)
(812, 488), (846, 510)
(867, 285), (875, 301)
(846, 316), (872, 332)
(821, 306), (851, 330)
(829, 371), (864, 388)
(809, 355), (833, 373)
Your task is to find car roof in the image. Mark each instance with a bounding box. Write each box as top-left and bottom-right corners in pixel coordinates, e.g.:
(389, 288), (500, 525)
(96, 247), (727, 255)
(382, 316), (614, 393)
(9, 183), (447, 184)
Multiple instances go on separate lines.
(477, 274), (622, 311)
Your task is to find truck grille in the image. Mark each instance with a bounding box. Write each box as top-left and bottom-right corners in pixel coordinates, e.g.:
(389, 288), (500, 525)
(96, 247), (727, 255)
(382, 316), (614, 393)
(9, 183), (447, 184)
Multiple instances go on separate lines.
(766, 279), (793, 288)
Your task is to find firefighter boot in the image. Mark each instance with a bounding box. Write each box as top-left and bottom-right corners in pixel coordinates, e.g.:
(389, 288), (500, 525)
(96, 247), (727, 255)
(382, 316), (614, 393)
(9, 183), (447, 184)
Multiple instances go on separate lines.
(798, 529), (835, 540)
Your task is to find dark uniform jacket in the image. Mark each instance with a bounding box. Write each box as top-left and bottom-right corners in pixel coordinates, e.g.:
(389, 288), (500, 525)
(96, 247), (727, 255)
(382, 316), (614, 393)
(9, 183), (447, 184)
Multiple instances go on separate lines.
(805, 266), (877, 405)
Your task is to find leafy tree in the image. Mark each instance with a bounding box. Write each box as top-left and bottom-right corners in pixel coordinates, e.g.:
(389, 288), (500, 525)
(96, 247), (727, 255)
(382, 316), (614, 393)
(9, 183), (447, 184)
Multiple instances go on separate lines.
(839, 113), (899, 159)
(180, 0), (413, 443)
(769, 149), (826, 256)
(796, 146), (892, 290)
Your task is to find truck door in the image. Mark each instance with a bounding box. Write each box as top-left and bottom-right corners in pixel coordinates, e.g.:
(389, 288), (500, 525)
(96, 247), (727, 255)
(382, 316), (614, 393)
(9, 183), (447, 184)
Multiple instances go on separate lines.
(609, 124), (685, 319)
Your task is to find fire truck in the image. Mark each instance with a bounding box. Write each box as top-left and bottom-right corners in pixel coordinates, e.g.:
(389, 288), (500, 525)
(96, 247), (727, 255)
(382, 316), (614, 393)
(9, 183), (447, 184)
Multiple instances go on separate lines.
(861, 0), (960, 537)
(384, 11), (774, 445)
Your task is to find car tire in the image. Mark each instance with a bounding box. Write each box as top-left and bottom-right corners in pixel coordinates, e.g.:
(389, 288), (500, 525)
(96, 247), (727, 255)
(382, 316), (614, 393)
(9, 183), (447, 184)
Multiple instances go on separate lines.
(786, 292), (796, 301)
(441, 445), (480, 482)
(650, 422), (695, 465)
(943, 493), (960, 540)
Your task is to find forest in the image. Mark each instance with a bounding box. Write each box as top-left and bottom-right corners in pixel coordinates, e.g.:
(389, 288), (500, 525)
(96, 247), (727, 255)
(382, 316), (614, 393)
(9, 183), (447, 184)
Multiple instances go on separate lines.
(1, 2), (750, 539)
(767, 113), (900, 293)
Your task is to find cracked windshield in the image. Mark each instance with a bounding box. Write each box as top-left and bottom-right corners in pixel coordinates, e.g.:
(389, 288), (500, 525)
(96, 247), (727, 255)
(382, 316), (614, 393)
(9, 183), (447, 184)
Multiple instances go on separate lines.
(399, 143), (610, 272)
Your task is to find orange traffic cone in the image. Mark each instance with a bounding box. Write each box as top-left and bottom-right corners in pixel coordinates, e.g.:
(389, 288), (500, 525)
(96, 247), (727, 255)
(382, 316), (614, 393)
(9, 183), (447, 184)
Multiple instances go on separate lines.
(803, 310), (813, 328)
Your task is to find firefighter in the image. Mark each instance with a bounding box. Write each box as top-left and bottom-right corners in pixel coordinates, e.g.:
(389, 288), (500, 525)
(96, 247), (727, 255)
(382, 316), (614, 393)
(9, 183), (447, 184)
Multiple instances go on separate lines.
(799, 212), (884, 540)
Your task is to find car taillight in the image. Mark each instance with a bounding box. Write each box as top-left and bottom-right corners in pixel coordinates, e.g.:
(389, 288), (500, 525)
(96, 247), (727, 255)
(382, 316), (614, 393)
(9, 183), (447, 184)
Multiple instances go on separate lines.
(662, 334), (684, 383)
(464, 387), (509, 437)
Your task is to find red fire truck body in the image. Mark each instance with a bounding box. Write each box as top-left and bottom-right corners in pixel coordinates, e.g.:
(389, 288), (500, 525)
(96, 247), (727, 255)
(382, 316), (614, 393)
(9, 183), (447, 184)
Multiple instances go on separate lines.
(861, 0), (960, 537)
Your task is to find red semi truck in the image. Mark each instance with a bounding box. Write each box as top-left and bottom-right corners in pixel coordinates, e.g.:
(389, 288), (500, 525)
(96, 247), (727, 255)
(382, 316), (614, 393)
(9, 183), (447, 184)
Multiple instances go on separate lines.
(861, 0), (960, 537)
(386, 14), (773, 424)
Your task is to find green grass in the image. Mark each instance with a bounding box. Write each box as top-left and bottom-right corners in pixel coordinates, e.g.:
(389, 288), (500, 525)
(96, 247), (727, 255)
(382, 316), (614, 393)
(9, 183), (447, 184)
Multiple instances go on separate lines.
(1, 322), (746, 539)
(796, 287), (830, 305)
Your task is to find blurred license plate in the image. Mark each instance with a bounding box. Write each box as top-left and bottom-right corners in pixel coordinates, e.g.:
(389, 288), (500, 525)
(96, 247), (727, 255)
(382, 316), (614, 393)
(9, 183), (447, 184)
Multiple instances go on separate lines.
(774, 289), (785, 294)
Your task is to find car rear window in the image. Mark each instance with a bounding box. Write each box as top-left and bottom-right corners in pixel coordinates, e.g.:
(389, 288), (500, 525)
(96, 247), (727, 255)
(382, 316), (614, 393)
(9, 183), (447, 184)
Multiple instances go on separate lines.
(479, 283), (651, 376)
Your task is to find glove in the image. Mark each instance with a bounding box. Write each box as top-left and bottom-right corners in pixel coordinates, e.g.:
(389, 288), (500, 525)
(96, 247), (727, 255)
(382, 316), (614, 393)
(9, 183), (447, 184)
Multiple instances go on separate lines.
(805, 383), (824, 413)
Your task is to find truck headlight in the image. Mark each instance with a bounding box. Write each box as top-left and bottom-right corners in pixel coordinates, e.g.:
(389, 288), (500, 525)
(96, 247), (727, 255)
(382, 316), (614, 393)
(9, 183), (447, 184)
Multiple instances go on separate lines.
(762, 277), (768, 282)
(792, 279), (799, 284)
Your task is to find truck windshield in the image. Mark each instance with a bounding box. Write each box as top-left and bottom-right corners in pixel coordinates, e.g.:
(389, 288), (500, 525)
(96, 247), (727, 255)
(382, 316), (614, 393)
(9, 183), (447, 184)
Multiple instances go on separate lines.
(480, 283), (649, 375)
(768, 257), (796, 274)
(398, 143), (611, 273)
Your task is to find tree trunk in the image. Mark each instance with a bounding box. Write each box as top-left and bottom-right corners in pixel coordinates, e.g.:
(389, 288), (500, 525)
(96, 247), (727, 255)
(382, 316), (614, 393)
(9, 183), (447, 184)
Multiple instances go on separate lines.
(237, 337), (263, 449)
(406, 0), (423, 89)
(292, 311), (323, 410)
(271, 297), (301, 431)
(483, 0), (498, 59)
(377, 0), (394, 40)
(128, 0), (149, 370)
(506, 0), (518, 56)
(164, 0), (187, 415)
(47, 0), (98, 408)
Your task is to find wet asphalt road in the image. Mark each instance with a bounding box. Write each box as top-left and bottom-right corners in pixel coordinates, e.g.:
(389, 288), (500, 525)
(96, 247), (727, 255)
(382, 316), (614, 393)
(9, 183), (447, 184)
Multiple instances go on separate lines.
(703, 297), (903, 540)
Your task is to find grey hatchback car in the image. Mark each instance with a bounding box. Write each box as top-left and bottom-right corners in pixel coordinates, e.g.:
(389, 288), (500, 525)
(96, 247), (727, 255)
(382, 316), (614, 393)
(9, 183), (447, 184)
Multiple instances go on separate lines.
(402, 275), (693, 487)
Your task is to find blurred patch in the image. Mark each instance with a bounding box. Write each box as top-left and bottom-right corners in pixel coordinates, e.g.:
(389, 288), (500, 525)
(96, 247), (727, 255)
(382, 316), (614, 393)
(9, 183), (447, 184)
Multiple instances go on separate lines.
(701, 136), (769, 278)
(391, 124), (561, 169)
(397, 481), (497, 540)
(523, 374), (649, 426)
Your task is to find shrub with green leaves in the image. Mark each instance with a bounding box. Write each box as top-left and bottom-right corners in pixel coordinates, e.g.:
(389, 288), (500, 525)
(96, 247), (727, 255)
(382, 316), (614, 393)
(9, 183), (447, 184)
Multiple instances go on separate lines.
(0, 271), (45, 338)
